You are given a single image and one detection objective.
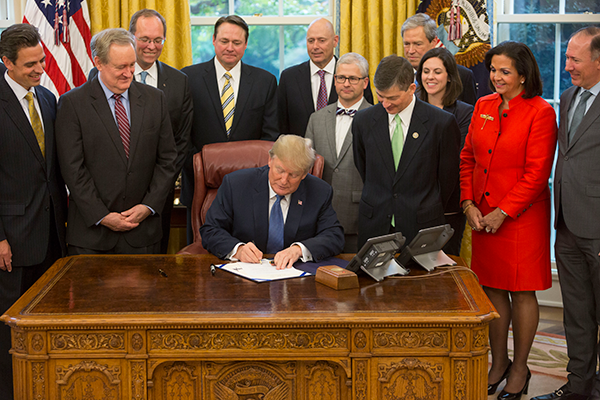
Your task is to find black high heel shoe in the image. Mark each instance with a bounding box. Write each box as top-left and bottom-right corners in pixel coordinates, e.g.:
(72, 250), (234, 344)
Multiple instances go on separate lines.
(497, 367), (531, 400)
(488, 360), (513, 395)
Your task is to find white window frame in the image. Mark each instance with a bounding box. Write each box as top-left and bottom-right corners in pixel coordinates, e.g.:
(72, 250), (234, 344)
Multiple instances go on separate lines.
(0, 0), (16, 29)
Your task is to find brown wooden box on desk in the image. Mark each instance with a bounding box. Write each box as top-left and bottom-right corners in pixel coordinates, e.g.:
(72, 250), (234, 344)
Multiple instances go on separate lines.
(315, 265), (359, 290)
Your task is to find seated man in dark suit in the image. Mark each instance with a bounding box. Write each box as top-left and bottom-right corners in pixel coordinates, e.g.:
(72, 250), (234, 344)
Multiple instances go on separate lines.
(401, 13), (477, 105)
(200, 134), (344, 269)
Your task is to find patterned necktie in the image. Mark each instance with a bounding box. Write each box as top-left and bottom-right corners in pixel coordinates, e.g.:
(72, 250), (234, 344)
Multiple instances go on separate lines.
(569, 90), (592, 144)
(391, 114), (404, 228)
(25, 92), (45, 159)
(112, 94), (130, 158)
(267, 195), (285, 254)
(140, 71), (148, 84)
(221, 72), (235, 137)
(316, 70), (328, 110)
(336, 107), (357, 117)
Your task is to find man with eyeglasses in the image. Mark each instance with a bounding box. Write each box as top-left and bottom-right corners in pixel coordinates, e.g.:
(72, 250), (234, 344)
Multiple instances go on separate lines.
(89, 9), (193, 254)
(305, 53), (372, 252)
(278, 18), (373, 137)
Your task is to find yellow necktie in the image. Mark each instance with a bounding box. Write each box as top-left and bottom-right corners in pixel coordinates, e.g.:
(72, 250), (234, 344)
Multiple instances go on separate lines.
(221, 72), (235, 136)
(25, 92), (45, 159)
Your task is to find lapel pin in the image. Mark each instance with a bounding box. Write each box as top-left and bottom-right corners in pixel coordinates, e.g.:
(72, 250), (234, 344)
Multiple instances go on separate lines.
(298, 200), (302, 206)
(412, 132), (419, 139)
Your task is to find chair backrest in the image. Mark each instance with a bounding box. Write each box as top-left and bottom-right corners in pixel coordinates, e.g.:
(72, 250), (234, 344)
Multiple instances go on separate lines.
(189, 140), (325, 246)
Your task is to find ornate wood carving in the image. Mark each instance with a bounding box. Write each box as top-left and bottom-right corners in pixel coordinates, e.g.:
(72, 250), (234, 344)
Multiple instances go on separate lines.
(208, 363), (292, 399)
(131, 333), (144, 352)
(454, 331), (467, 350)
(162, 361), (197, 400)
(354, 360), (368, 400)
(150, 331), (348, 351)
(32, 362), (45, 400)
(13, 331), (26, 352)
(51, 333), (125, 351)
(378, 358), (444, 399)
(55, 361), (121, 400)
(354, 331), (367, 349)
(454, 360), (467, 400)
(304, 361), (341, 400)
(32, 333), (44, 352)
(130, 361), (145, 400)
(374, 331), (448, 349)
(473, 329), (487, 349)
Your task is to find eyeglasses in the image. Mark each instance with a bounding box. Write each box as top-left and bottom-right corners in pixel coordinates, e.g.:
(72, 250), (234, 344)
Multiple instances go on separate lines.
(334, 75), (366, 84)
(136, 37), (165, 46)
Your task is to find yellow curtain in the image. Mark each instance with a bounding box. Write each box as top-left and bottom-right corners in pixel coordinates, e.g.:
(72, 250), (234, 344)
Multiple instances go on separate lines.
(339, 0), (418, 97)
(87, 0), (192, 70)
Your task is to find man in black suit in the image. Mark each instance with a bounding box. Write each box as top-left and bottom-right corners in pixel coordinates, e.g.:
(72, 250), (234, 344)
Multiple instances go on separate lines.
(89, 9), (193, 253)
(201, 134), (344, 269)
(401, 13), (477, 106)
(181, 15), (279, 242)
(56, 28), (177, 255)
(0, 23), (67, 398)
(352, 55), (460, 248)
(278, 18), (374, 137)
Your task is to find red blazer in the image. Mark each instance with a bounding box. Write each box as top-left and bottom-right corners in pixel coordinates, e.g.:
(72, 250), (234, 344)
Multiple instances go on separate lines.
(460, 93), (557, 218)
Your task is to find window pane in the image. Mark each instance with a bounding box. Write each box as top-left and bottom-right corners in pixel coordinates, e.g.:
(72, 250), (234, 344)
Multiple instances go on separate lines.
(498, 23), (556, 97)
(566, 0), (600, 13)
(283, 25), (308, 69)
(243, 25), (280, 76)
(191, 26), (215, 64)
(284, 0), (329, 16)
(236, 0), (278, 17)
(190, 0), (227, 17)
(560, 23), (593, 94)
(513, 0), (558, 14)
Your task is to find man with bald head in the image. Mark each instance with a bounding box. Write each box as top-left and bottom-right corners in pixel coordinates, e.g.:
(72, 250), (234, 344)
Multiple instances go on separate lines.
(278, 18), (373, 136)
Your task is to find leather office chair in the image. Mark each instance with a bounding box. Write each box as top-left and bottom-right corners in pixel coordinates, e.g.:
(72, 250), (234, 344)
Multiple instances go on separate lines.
(178, 140), (324, 254)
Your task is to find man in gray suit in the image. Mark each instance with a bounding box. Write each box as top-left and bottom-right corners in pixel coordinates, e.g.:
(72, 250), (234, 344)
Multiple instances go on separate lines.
(0, 23), (67, 398)
(532, 27), (600, 400)
(305, 52), (371, 252)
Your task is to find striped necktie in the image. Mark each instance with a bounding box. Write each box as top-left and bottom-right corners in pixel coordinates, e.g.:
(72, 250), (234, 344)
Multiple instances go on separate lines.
(25, 92), (45, 158)
(112, 94), (130, 158)
(316, 70), (328, 110)
(221, 72), (235, 137)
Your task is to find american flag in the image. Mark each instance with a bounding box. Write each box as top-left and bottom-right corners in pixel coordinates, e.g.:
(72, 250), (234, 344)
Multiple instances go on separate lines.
(23, 0), (94, 97)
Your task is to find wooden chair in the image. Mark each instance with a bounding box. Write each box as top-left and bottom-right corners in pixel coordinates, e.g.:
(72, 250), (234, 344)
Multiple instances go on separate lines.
(178, 140), (324, 254)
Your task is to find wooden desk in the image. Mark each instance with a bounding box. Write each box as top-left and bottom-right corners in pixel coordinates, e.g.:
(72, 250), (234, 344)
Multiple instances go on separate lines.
(2, 255), (496, 400)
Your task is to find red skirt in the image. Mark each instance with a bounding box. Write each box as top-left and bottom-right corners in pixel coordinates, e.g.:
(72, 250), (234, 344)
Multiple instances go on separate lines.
(471, 197), (552, 291)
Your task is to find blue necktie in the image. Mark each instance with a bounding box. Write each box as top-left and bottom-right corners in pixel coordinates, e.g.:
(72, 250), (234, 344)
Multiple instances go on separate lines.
(267, 195), (285, 254)
(140, 71), (148, 84)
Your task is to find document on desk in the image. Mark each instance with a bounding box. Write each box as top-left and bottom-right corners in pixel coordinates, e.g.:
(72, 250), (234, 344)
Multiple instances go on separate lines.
(218, 259), (312, 282)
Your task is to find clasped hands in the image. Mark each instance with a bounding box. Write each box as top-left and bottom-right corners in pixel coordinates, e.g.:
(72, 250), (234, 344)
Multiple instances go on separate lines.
(233, 242), (302, 270)
(463, 201), (507, 234)
(100, 204), (151, 232)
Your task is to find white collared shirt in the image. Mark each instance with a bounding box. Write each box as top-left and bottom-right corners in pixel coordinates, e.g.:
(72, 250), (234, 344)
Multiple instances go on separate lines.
(135, 62), (158, 88)
(335, 97), (363, 156)
(4, 70), (45, 132)
(387, 94), (416, 143)
(215, 57), (242, 104)
(310, 58), (336, 110)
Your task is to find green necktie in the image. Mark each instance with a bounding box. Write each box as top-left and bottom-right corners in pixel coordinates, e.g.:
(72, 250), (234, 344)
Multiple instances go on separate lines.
(391, 114), (403, 227)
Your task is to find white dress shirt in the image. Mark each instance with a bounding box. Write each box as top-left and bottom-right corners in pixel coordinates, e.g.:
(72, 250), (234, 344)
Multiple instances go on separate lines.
(310, 58), (336, 110)
(387, 95), (416, 143)
(134, 62), (158, 88)
(215, 58), (242, 105)
(4, 71), (45, 132)
(335, 97), (363, 156)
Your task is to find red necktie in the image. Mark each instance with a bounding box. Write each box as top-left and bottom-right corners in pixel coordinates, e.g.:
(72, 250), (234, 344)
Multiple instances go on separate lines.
(316, 70), (328, 110)
(113, 94), (130, 158)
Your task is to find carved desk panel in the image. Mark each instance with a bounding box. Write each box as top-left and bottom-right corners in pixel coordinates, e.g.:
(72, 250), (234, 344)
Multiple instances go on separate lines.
(2, 254), (496, 400)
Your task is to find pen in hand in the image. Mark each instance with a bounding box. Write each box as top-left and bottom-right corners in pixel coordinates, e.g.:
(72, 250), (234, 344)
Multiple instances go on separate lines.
(210, 264), (216, 276)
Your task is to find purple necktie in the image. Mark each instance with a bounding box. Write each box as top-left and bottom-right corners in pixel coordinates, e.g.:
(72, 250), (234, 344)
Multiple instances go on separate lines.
(316, 70), (328, 110)
(113, 94), (130, 158)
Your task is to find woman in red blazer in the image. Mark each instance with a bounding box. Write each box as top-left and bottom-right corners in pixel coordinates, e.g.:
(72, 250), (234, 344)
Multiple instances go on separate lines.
(460, 41), (557, 400)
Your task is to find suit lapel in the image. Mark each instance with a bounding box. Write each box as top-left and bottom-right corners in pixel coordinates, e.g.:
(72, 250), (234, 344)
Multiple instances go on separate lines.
(336, 100), (371, 166)
(0, 77), (46, 168)
(371, 105), (396, 181)
(36, 87), (54, 173)
(327, 56), (339, 104)
(253, 168), (270, 250)
(323, 106), (339, 165)
(156, 61), (168, 93)
(298, 61), (316, 117)
(232, 62), (251, 134)
(395, 99), (428, 183)
(286, 180), (306, 247)
(569, 88), (600, 151)
(127, 82), (143, 166)
(90, 78), (128, 165)
(561, 87), (576, 152)
(202, 59), (227, 136)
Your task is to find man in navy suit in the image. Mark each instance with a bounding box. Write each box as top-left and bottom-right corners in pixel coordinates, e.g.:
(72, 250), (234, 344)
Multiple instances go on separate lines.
(201, 135), (344, 269)
(181, 15), (279, 243)
(0, 23), (67, 398)
(352, 55), (460, 249)
(278, 18), (373, 137)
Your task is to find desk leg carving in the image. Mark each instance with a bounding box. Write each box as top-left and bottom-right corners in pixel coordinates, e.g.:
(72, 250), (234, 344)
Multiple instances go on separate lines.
(353, 359), (369, 400)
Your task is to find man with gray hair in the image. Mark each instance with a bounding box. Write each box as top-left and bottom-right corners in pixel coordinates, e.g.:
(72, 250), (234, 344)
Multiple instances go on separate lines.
(305, 52), (372, 252)
(201, 134), (344, 269)
(401, 13), (477, 105)
(56, 28), (177, 254)
(352, 55), (460, 249)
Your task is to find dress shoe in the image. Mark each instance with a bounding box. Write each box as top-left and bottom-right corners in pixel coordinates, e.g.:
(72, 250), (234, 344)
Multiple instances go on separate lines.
(498, 367), (531, 400)
(488, 359), (513, 395)
(531, 385), (589, 400)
